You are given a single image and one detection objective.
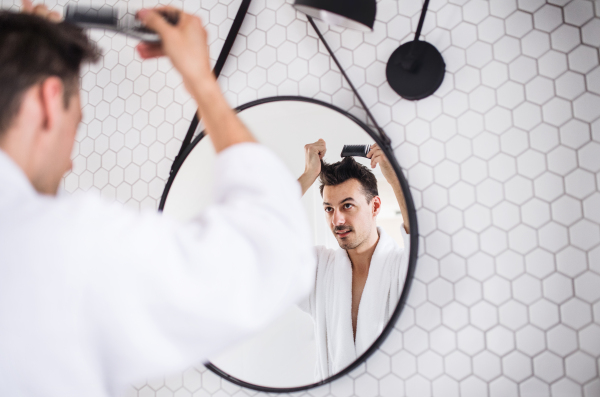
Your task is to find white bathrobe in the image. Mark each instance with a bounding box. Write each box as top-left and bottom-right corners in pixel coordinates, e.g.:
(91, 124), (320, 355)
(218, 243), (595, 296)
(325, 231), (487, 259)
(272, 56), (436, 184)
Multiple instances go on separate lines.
(300, 226), (409, 380)
(0, 144), (315, 397)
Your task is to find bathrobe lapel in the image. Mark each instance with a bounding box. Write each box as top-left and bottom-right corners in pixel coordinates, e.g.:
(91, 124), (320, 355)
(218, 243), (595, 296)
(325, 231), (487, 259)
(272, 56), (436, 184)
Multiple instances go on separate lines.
(328, 248), (357, 374)
(355, 228), (396, 356)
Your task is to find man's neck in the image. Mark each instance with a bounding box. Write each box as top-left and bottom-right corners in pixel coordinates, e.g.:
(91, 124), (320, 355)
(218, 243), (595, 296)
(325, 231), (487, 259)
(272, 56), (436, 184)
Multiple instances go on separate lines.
(347, 227), (379, 275)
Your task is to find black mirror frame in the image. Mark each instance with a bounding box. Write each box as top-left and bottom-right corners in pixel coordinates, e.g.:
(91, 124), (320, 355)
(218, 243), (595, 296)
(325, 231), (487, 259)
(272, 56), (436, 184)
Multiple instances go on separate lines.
(158, 95), (419, 393)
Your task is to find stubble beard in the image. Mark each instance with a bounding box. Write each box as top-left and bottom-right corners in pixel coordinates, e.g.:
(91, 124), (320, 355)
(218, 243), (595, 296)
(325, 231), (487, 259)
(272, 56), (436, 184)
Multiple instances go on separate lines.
(334, 226), (370, 250)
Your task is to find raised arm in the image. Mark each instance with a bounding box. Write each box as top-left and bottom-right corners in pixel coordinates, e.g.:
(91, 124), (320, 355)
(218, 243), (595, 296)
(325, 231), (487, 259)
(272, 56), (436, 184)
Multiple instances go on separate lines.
(298, 139), (326, 195)
(367, 144), (410, 234)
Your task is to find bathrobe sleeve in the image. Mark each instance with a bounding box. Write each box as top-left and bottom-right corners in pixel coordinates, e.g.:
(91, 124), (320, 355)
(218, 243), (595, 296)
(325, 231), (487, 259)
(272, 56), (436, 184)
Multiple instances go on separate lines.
(298, 245), (330, 316)
(34, 143), (316, 394)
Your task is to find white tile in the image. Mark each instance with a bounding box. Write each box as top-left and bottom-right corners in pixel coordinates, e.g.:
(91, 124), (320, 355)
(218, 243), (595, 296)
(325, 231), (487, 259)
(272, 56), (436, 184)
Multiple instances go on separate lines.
(564, 0), (594, 26)
(405, 375), (431, 397)
(525, 76), (554, 105)
(513, 102), (542, 130)
(520, 377), (550, 397)
(486, 325), (514, 356)
(457, 325), (485, 355)
(523, 251), (552, 283)
(437, 3), (463, 30)
(539, 221), (569, 253)
(565, 351), (597, 384)
(471, 301), (498, 331)
(556, 245), (588, 278)
(548, 324), (579, 356)
(583, 192), (600, 224)
(529, 299), (560, 330)
(452, 23), (478, 50)
(579, 324), (600, 357)
(480, 61), (508, 89)
(565, 169), (596, 199)
(516, 324), (546, 356)
(403, 327), (429, 355)
(569, 45), (600, 74)
(534, 351), (564, 382)
(354, 373), (378, 397)
(489, 0), (517, 18)
(582, 18), (600, 47)
(544, 273), (574, 304)
(533, 4), (563, 32)
(379, 374), (402, 397)
(478, 16), (505, 44)
(570, 219), (600, 250)
(450, 229), (478, 258)
(552, 195), (583, 226)
(561, 298), (592, 330)
(499, 300), (527, 331)
(439, 253), (466, 282)
(391, 351), (417, 378)
(503, 352), (532, 383)
(417, 351), (444, 381)
(459, 376), (487, 397)
(461, 157), (488, 184)
(472, 351), (501, 381)
(496, 81), (524, 109)
(484, 107), (512, 134)
(508, 55), (538, 84)
(539, 51), (568, 79)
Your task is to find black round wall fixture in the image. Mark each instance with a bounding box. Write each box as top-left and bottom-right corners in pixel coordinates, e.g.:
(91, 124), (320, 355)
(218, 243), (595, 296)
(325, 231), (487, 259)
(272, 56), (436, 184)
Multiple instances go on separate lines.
(385, 0), (446, 100)
(386, 40), (446, 100)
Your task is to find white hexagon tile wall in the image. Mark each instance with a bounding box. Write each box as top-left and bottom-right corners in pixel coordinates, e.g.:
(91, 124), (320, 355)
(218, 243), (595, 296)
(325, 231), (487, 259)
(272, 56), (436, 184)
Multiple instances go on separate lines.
(4, 0), (600, 395)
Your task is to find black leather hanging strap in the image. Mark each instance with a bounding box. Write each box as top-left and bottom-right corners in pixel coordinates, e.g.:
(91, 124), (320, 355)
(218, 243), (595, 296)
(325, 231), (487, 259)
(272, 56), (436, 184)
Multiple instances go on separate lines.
(170, 0), (252, 175)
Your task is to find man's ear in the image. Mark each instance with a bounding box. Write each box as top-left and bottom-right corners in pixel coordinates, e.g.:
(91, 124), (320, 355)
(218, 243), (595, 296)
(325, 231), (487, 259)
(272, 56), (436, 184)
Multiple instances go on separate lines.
(38, 76), (65, 132)
(372, 196), (382, 217)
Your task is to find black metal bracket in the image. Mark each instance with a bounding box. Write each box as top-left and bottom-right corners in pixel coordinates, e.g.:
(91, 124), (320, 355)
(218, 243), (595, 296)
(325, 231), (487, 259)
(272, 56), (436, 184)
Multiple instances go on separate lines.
(169, 0), (252, 176)
(307, 16), (392, 147)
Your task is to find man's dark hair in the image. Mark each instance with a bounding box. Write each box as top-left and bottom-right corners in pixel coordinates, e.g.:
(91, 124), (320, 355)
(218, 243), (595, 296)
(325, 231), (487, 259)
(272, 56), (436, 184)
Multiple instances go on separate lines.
(0, 11), (100, 135)
(319, 157), (379, 203)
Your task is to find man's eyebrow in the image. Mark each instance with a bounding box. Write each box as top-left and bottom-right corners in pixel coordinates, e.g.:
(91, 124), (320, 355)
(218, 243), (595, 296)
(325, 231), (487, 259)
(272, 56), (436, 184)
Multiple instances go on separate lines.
(322, 197), (355, 206)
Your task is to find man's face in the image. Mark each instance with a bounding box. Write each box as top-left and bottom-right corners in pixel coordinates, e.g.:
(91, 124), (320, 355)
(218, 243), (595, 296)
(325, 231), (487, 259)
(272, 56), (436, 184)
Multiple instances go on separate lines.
(322, 178), (380, 250)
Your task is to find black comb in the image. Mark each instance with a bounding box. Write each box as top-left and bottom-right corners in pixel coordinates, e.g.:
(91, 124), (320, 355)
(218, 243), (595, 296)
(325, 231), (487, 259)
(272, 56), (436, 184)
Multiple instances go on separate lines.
(64, 5), (179, 43)
(340, 145), (371, 158)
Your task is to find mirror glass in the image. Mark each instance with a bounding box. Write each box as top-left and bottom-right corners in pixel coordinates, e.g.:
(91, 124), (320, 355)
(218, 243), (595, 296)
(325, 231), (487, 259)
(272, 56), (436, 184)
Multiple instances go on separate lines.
(162, 98), (412, 390)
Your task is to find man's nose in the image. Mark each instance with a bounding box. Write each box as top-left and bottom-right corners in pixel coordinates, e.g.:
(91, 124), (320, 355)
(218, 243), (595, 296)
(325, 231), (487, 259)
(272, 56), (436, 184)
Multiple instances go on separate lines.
(332, 210), (345, 225)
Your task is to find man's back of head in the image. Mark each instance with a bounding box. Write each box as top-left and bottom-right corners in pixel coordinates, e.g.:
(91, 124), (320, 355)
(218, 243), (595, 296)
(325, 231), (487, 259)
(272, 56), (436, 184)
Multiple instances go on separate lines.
(0, 11), (100, 194)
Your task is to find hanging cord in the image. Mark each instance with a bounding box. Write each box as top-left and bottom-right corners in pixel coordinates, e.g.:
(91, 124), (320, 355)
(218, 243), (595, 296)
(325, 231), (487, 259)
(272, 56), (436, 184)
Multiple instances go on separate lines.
(170, 0), (252, 175)
(307, 16), (391, 146)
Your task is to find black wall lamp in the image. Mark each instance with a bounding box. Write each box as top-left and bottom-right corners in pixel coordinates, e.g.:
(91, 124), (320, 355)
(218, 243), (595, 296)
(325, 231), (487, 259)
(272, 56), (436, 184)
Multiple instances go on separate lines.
(293, 0), (446, 101)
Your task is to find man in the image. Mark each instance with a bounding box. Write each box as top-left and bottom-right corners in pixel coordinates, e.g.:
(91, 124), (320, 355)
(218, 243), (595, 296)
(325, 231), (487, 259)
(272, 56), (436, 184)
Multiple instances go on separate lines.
(297, 139), (410, 379)
(0, 4), (314, 396)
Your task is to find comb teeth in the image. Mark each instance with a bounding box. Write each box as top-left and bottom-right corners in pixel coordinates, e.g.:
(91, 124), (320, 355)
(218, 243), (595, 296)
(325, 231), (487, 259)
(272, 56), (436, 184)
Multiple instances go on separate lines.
(340, 144), (370, 158)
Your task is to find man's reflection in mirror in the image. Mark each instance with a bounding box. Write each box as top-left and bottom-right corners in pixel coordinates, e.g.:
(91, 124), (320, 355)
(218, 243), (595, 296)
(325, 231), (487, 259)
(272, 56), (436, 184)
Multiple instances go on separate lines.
(298, 140), (410, 379)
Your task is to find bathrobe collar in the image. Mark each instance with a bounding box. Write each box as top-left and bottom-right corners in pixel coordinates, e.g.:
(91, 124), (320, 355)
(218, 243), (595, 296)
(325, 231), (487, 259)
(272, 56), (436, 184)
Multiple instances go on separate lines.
(0, 149), (37, 198)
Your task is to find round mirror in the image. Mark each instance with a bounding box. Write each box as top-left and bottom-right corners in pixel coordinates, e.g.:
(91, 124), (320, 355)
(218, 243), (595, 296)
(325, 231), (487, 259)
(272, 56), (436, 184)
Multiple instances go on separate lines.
(160, 97), (417, 392)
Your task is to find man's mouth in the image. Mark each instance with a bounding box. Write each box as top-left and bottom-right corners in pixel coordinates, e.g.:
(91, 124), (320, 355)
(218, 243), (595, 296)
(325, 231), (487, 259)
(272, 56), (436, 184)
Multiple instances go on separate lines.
(335, 230), (352, 238)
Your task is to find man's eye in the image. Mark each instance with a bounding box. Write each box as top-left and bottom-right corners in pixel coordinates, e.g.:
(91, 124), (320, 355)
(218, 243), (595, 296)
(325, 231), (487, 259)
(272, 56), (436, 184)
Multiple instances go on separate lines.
(344, 204), (353, 209)
(324, 207), (333, 213)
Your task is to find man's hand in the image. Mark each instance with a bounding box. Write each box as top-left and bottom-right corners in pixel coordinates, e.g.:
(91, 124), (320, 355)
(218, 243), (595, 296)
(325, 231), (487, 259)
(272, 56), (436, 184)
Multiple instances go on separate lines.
(298, 139), (326, 196)
(136, 7), (213, 96)
(22, 0), (61, 21)
(367, 143), (410, 233)
(367, 143), (398, 187)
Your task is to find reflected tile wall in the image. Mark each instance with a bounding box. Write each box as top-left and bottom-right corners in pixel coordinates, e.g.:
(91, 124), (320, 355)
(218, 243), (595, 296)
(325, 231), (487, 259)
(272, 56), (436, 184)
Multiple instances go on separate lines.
(3, 0), (600, 395)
